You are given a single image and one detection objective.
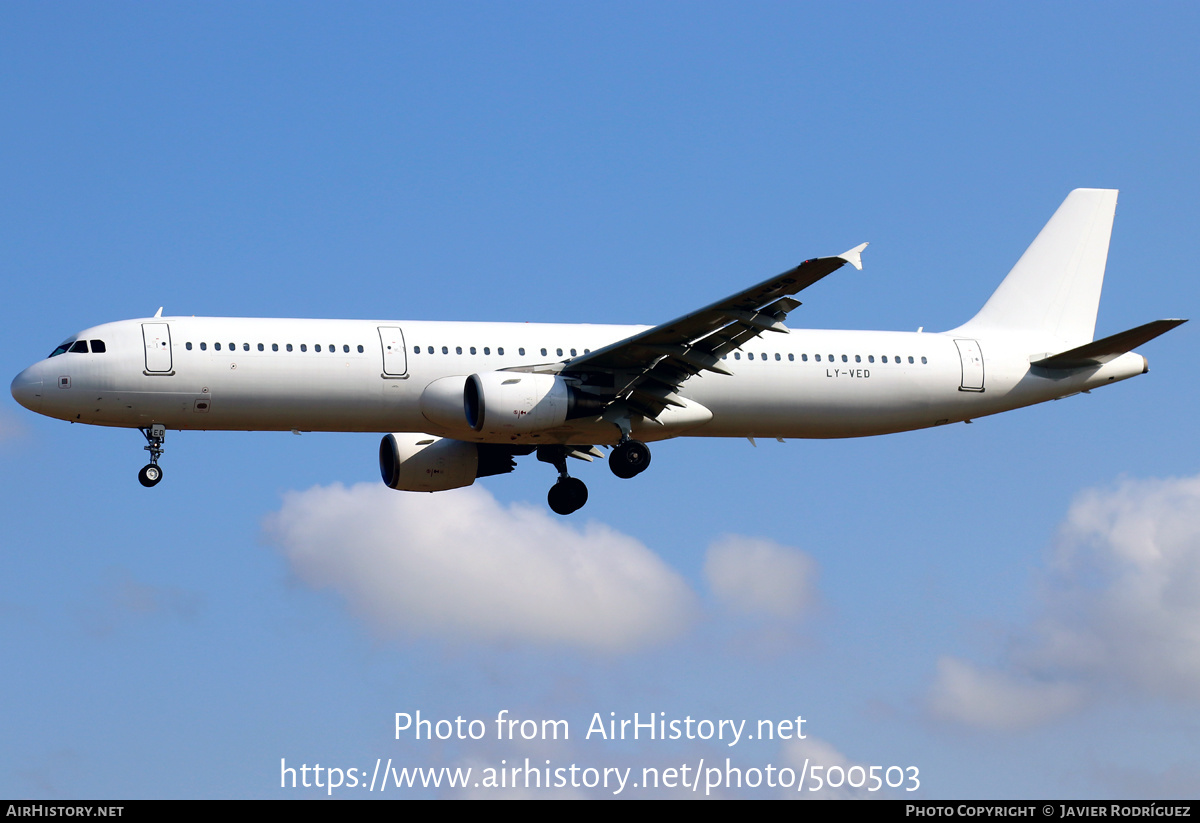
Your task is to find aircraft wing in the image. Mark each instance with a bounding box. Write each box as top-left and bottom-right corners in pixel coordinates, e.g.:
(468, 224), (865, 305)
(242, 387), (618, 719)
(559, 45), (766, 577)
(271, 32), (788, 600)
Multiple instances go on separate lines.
(559, 244), (867, 419)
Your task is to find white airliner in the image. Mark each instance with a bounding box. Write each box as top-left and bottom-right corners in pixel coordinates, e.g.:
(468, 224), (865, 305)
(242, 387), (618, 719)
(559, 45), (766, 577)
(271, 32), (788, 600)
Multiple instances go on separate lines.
(9, 189), (1185, 514)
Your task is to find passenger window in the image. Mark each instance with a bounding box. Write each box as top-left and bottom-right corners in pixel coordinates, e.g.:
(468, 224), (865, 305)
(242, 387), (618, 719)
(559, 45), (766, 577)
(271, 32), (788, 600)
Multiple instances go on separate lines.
(734, 352), (741, 360)
(300, 344), (307, 352)
(186, 342), (193, 351)
(556, 348), (563, 357)
(497, 347), (504, 355)
(868, 355), (874, 363)
(881, 355), (887, 363)
(316, 344), (322, 352)
(788, 353), (794, 361)
(541, 348), (547, 356)
(815, 354), (821, 362)
(328, 344), (334, 353)
(908, 356), (914, 363)
(91, 340), (106, 353)
(775, 353), (781, 361)
(229, 343), (235, 351)
(243, 343), (250, 351)
(427, 346), (433, 354)
(273, 344), (279, 352)
(343, 345), (349, 353)
(484, 347), (490, 355)
(200, 342), (207, 351)
(570, 348), (576, 356)
(215, 342), (222, 351)
(287, 344), (293, 352)
(470, 346), (477, 355)
(519, 348), (525, 356)
(357, 345), (363, 353)
(442, 346), (448, 354)
(855, 355), (861, 363)
(413, 346), (420, 354)
(921, 356), (928, 364)
(748, 353), (754, 360)
(257, 343), (264, 351)
(70, 341), (88, 353)
(800, 354), (807, 361)
(456, 346), (462, 355)
(842, 354), (848, 363)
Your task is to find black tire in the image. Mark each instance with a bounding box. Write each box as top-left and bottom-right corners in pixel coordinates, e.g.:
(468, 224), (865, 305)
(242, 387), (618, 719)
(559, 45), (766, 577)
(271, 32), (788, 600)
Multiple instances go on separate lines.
(138, 464), (163, 487)
(609, 439), (651, 479)
(547, 477), (588, 515)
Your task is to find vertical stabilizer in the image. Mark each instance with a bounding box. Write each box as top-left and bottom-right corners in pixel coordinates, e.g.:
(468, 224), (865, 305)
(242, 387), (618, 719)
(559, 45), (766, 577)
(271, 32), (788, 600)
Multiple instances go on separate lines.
(954, 189), (1118, 347)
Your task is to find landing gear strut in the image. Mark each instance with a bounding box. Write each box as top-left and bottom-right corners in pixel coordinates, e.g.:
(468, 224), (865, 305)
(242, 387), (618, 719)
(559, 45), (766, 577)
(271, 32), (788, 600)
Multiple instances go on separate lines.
(138, 424), (166, 488)
(609, 438), (651, 479)
(538, 446), (588, 515)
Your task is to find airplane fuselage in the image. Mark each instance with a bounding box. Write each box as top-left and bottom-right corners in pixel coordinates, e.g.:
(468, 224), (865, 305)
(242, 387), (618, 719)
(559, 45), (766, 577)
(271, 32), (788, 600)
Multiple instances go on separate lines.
(11, 315), (1148, 445)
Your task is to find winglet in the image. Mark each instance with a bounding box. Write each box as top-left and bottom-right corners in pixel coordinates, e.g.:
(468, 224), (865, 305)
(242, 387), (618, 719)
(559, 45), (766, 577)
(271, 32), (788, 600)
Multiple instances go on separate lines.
(838, 242), (868, 271)
(154, 307), (163, 318)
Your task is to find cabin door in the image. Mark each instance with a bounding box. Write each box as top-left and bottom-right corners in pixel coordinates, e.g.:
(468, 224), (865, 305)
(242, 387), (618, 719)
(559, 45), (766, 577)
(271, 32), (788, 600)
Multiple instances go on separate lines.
(378, 327), (408, 377)
(142, 323), (173, 373)
(954, 338), (984, 392)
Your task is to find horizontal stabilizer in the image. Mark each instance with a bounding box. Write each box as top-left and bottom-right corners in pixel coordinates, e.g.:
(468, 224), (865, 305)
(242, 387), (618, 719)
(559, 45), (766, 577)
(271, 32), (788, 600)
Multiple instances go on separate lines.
(1032, 319), (1187, 369)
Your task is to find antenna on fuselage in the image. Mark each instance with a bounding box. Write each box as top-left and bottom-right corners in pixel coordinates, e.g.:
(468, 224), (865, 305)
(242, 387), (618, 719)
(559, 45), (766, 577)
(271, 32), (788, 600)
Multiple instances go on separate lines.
(153, 307), (163, 318)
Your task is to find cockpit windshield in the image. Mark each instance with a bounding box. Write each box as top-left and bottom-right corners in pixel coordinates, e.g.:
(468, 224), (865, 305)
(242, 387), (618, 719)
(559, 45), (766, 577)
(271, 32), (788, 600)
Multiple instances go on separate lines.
(47, 339), (106, 357)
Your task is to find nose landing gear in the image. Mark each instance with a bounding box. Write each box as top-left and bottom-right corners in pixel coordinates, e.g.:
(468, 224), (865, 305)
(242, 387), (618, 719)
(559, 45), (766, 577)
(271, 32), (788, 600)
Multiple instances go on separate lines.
(138, 424), (166, 487)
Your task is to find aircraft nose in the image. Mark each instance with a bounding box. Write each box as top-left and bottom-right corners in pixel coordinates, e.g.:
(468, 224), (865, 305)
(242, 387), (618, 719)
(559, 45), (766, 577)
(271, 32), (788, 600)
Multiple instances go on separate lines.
(10, 367), (43, 413)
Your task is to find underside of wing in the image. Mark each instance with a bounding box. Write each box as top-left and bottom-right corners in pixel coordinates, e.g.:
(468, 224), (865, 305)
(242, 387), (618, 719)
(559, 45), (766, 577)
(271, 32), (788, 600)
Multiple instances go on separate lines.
(558, 245), (867, 420)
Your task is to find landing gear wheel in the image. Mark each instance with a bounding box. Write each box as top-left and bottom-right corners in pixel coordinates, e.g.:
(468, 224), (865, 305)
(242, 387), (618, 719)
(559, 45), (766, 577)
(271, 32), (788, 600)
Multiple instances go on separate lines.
(547, 477), (588, 515)
(609, 439), (651, 479)
(138, 463), (163, 487)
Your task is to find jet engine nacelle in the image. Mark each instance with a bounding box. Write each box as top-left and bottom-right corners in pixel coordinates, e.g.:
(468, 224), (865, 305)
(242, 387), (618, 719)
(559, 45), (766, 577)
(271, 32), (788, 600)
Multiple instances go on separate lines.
(379, 433), (478, 491)
(464, 371), (572, 435)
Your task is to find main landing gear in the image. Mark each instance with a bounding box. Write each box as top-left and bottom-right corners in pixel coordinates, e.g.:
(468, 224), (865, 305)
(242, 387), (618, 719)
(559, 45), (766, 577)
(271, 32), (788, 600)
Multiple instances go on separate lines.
(137, 424), (166, 488)
(537, 439), (653, 515)
(609, 438), (651, 479)
(538, 446), (589, 516)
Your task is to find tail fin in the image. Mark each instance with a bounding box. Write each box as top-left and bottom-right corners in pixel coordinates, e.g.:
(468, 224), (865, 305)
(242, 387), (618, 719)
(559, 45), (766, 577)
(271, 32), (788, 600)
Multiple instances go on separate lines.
(953, 189), (1118, 347)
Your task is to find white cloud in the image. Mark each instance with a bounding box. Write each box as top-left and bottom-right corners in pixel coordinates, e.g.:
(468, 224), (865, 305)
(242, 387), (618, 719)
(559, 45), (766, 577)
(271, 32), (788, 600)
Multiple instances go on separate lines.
(929, 474), (1200, 730)
(1027, 474), (1200, 698)
(779, 736), (890, 799)
(704, 535), (817, 619)
(263, 483), (698, 651)
(927, 657), (1084, 731)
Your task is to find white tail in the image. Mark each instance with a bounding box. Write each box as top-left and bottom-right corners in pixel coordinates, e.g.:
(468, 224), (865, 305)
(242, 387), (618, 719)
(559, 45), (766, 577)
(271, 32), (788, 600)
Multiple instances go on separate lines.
(954, 188), (1118, 348)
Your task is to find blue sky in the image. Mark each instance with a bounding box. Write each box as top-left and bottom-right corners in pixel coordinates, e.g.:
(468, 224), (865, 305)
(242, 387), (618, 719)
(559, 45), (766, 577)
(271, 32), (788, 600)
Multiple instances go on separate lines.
(2, 2), (1198, 798)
